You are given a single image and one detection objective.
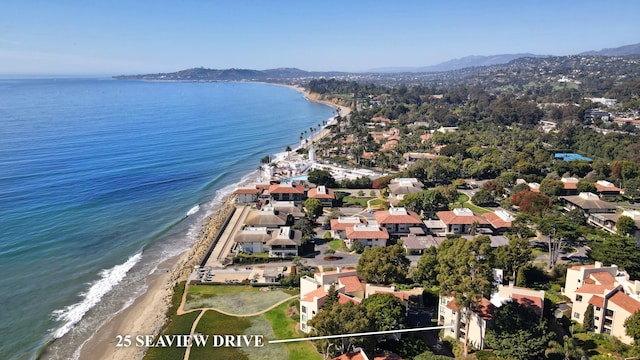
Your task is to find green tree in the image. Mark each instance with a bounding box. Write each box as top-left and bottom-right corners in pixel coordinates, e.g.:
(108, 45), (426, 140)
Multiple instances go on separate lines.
(485, 301), (552, 360)
(540, 178), (565, 198)
(304, 198), (324, 219)
(494, 236), (534, 281)
(362, 293), (406, 332)
(624, 311), (640, 343)
(413, 246), (439, 287)
(576, 180), (596, 193)
(624, 178), (640, 200)
(471, 188), (494, 206)
(545, 335), (586, 360)
(324, 284), (339, 311)
(357, 245), (410, 284)
(308, 301), (373, 357)
(537, 215), (580, 269)
(584, 304), (594, 331)
(401, 189), (446, 217)
(590, 235), (640, 279)
(308, 169), (336, 187)
(437, 236), (495, 357)
(617, 215), (636, 237)
(293, 218), (316, 243)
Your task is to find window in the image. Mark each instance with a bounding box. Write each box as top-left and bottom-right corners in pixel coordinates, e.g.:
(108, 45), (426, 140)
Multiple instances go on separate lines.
(603, 328), (611, 335)
(596, 307), (600, 311)
(576, 295), (583, 302)
(605, 309), (614, 317)
(574, 312), (580, 319)
(301, 305), (307, 313)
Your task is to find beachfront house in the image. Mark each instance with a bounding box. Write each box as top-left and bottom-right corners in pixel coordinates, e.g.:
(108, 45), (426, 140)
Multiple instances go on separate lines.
(265, 226), (301, 258)
(234, 227), (271, 254)
(268, 182), (305, 202)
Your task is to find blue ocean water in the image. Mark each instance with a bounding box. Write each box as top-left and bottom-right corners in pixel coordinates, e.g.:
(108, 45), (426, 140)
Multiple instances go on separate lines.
(0, 79), (336, 359)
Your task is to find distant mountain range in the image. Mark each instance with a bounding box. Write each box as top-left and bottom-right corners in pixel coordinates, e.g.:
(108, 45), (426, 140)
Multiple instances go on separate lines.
(368, 53), (549, 73)
(367, 43), (640, 73)
(114, 42), (640, 81)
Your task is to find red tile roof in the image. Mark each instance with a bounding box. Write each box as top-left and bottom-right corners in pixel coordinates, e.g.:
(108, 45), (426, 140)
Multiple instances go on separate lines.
(308, 186), (335, 199)
(330, 218), (365, 231)
(375, 290), (410, 301)
(575, 284), (609, 294)
(481, 212), (512, 229)
(595, 183), (621, 193)
(590, 272), (616, 287)
(233, 187), (260, 195)
(609, 291), (640, 314)
(338, 293), (361, 304)
(374, 209), (422, 225)
(511, 294), (543, 316)
(563, 182), (578, 190)
(332, 349), (367, 360)
(338, 276), (363, 294)
(436, 211), (488, 225)
(268, 183), (305, 194)
(589, 295), (605, 308)
(346, 226), (389, 240)
(301, 286), (327, 302)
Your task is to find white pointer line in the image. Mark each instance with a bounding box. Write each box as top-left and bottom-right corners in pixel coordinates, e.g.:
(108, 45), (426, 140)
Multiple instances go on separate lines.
(268, 325), (453, 344)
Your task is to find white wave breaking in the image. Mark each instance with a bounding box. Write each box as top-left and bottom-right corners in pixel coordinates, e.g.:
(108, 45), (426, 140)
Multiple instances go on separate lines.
(186, 204), (200, 217)
(51, 252), (142, 339)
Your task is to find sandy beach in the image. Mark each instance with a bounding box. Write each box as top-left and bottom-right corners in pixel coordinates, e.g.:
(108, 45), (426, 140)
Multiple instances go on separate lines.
(75, 83), (342, 360)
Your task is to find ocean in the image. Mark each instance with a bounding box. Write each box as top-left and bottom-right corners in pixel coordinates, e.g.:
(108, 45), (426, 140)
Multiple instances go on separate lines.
(0, 79), (336, 359)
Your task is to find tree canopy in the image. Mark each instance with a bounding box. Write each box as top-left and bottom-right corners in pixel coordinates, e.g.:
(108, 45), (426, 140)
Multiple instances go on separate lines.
(357, 245), (410, 284)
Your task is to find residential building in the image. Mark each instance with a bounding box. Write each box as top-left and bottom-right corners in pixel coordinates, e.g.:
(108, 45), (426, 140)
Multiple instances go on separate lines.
(388, 178), (424, 206)
(234, 227), (271, 253)
(374, 207), (423, 235)
(563, 262), (640, 344)
(588, 209), (640, 243)
(561, 177), (580, 196)
(233, 185), (261, 203)
(299, 268), (362, 333)
(268, 182), (305, 202)
(265, 226), (301, 258)
(307, 185), (335, 206)
(481, 209), (515, 234)
(439, 284), (545, 350)
(435, 208), (488, 235)
(400, 233), (440, 255)
(595, 180), (622, 200)
(244, 206), (291, 228)
(344, 223), (389, 249)
(330, 216), (367, 239)
(560, 192), (617, 215)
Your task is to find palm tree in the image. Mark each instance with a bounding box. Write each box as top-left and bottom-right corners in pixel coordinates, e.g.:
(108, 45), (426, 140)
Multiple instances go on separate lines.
(545, 335), (586, 360)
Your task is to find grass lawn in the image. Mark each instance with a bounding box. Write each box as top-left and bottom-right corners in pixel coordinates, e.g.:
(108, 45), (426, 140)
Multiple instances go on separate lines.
(265, 299), (322, 360)
(189, 311), (252, 360)
(185, 285), (294, 313)
(342, 196), (370, 207)
(328, 239), (347, 252)
(369, 198), (388, 209)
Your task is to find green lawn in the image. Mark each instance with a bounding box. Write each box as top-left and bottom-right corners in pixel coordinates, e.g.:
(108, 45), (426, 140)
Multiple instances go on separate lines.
(342, 196), (370, 207)
(328, 239), (347, 252)
(189, 311), (252, 360)
(265, 300), (322, 360)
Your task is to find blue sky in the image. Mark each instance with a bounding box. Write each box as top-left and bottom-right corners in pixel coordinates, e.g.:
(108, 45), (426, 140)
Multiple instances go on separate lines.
(1, 0), (639, 75)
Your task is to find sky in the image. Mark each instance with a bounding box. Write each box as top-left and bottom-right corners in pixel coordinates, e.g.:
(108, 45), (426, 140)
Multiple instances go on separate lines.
(1, 0), (639, 76)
